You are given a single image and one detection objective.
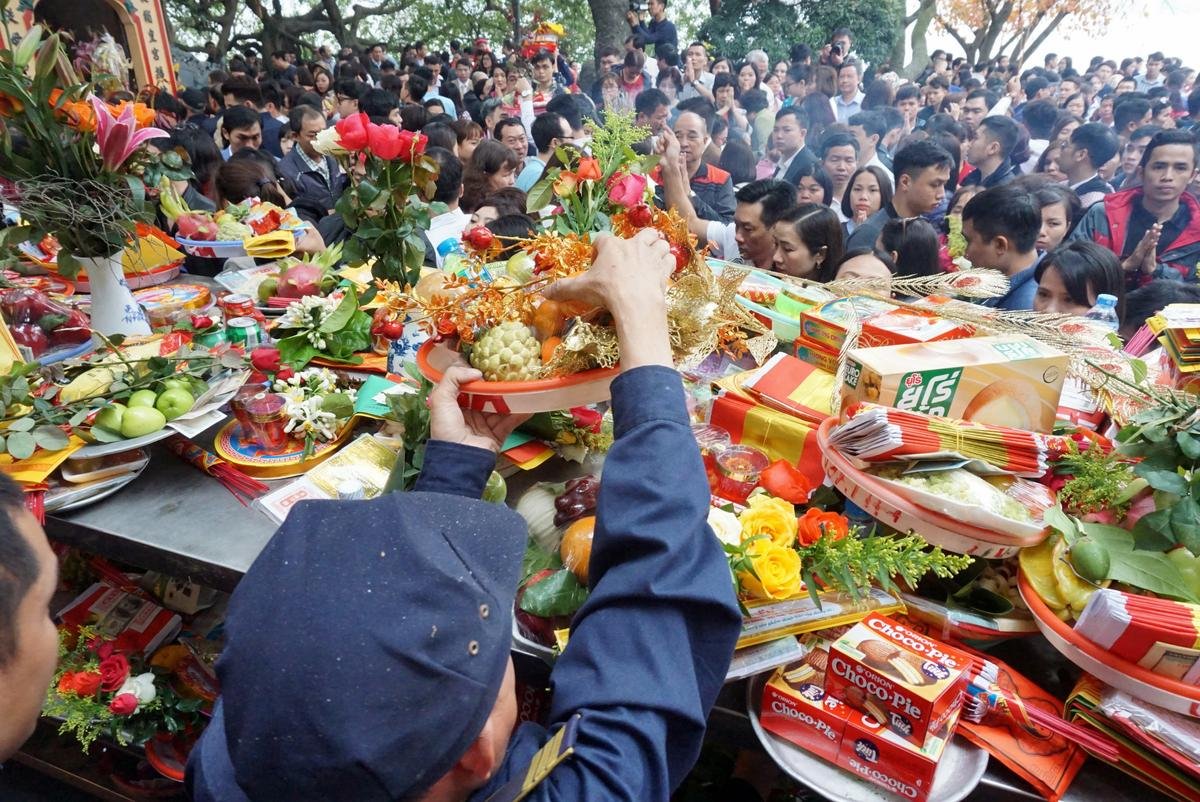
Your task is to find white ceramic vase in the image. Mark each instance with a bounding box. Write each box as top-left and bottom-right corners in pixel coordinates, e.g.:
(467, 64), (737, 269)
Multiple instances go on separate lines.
(78, 254), (151, 336)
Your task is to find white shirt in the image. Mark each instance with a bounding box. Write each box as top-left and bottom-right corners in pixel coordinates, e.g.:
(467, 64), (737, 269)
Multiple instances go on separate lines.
(1022, 138), (1049, 175)
(705, 220), (740, 262)
(428, 208), (471, 268)
(834, 91), (865, 123)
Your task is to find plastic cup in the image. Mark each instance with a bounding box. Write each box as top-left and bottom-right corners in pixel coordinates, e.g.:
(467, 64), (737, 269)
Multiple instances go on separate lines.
(692, 423), (731, 493)
(245, 392), (288, 452)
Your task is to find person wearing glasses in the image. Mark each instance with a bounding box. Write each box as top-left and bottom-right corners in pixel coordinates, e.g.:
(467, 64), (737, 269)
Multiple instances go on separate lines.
(332, 79), (364, 123)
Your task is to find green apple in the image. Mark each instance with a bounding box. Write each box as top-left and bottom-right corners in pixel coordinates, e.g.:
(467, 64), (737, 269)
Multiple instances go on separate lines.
(94, 403), (126, 434)
(160, 378), (190, 393)
(128, 389), (158, 408)
(120, 406), (167, 439)
(155, 387), (195, 421)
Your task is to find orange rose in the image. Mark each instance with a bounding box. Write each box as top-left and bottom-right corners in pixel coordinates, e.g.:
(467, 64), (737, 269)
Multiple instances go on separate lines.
(796, 508), (849, 547)
(576, 157), (602, 182)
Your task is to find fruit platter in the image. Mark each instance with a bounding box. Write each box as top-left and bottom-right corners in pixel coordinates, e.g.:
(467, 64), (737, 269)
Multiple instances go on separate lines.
(163, 192), (309, 260)
(382, 212), (773, 414)
(0, 333), (248, 465)
(1015, 388), (1200, 716)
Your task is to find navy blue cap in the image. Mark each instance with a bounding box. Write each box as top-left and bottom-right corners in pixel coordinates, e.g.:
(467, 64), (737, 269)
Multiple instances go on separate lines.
(214, 490), (527, 800)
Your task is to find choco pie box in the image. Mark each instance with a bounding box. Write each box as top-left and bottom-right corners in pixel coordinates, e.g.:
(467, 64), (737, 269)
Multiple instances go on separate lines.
(836, 701), (959, 802)
(759, 647), (849, 764)
(825, 613), (970, 751)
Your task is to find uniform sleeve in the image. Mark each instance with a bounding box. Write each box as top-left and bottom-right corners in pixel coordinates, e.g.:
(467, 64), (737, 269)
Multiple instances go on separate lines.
(412, 439), (496, 499)
(530, 366), (742, 801)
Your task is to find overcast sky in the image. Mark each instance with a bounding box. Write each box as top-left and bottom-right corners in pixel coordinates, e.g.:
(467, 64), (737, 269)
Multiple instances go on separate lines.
(919, 0), (1191, 67)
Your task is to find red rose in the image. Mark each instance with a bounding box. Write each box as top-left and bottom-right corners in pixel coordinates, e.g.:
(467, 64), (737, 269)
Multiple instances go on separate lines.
(108, 693), (138, 716)
(190, 314), (214, 331)
(366, 122), (403, 160)
(759, 459), (814, 504)
(98, 653), (130, 692)
(569, 406), (603, 433)
(86, 636), (115, 660)
(334, 112), (370, 151)
(57, 672), (78, 695)
(607, 172), (647, 208)
(72, 671), (103, 697)
(275, 366), (295, 382)
(250, 346), (281, 373)
(396, 129), (428, 163)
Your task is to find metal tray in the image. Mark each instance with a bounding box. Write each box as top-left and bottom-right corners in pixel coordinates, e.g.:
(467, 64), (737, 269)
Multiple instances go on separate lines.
(45, 453), (149, 514)
(746, 673), (989, 802)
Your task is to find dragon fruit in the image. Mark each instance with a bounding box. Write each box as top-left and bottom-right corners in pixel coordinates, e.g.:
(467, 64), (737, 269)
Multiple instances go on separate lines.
(276, 262), (326, 299)
(175, 212), (219, 241)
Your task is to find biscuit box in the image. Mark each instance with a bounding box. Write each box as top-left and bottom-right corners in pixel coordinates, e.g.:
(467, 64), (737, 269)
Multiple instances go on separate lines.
(760, 653), (849, 764)
(800, 297), (899, 351)
(840, 334), (1068, 434)
(791, 336), (841, 374)
(836, 702), (958, 802)
(858, 308), (974, 348)
(824, 614), (970, 750)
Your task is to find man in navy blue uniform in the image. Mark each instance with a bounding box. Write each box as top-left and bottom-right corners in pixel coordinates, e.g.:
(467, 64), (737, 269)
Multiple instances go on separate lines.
(186, 229), (743, 801)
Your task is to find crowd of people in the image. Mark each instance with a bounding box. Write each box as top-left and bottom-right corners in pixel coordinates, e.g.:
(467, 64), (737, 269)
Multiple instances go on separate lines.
(7, 5), (1200, 802)
(142, 8), (1200, 334)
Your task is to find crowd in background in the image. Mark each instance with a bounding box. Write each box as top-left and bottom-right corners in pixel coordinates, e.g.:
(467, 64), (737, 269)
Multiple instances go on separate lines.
(133, 0), (1200, 335)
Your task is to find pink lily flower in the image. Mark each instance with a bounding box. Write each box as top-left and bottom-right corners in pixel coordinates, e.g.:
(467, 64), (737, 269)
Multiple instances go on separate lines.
(87, 95), (169, 172)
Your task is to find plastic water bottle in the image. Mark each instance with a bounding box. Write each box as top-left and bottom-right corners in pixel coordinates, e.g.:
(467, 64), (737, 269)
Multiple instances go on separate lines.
(1085, 294), (1120, 332)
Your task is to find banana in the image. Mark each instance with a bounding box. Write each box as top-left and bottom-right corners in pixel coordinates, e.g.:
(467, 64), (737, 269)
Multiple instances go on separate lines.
(58, 367), (117, 404)
(57, 341), (169, 404)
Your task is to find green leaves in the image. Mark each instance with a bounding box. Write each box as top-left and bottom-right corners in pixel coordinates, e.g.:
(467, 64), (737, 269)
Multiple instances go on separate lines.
(518, 569), (588, 617)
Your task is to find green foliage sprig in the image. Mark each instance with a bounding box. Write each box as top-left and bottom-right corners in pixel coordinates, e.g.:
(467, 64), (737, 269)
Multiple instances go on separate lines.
(797, 529), (972, 607)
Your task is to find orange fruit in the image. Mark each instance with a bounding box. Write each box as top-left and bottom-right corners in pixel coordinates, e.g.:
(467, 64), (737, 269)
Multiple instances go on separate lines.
(560, 515), (595, 584)
(532, 299), (565, 340)
(542, 336), (562, 364)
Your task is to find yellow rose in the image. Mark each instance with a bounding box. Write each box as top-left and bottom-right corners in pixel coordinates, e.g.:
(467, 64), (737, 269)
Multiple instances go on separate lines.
(739, 494), (798, 548)
(739, 541), (803, 601)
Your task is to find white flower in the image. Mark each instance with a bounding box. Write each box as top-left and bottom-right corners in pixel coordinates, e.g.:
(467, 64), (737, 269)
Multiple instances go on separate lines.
(116, 672), (157, 708)
(708, 507), (742, 548)
(313, 126), (348, 157)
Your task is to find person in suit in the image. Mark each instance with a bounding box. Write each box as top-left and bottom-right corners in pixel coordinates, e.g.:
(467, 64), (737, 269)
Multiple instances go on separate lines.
(770, 107), (819, 187)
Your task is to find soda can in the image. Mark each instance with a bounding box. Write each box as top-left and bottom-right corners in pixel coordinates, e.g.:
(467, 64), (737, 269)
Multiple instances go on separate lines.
(221, 293), (257, 319)
(226, 316), (263, 348)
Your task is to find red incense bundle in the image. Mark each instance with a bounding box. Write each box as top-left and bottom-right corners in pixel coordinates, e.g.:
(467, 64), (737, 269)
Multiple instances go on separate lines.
(24, 486), (45, 525)
(165, 435), (268, 506)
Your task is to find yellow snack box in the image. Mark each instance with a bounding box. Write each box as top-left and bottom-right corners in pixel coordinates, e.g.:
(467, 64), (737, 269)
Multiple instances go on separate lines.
(840, 334), (1068, 433)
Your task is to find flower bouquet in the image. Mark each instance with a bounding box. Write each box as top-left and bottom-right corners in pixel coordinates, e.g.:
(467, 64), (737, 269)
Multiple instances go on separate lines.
(314, 111), (438, 287)
(44, 628), (205, 750)
(713, 492), (970, 609)
(268, 289), (373, 369)
(0, 27), (180, 335)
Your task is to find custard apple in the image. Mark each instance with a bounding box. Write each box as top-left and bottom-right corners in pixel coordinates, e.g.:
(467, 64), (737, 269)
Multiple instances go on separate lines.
(469, 322), (542, 382)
